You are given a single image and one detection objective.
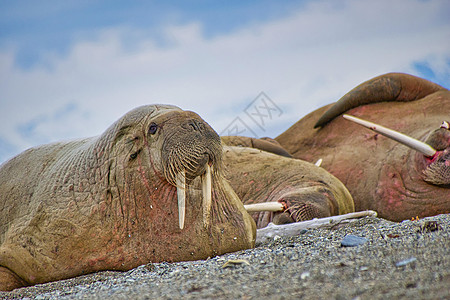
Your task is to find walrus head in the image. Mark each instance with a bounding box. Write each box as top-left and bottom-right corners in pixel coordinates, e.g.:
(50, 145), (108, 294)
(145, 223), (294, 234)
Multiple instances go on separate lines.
(94, 105), (255, 262)
(343, 115), (450, 187)
(220, 141), (354, 229)
(148, 107), (222, 229)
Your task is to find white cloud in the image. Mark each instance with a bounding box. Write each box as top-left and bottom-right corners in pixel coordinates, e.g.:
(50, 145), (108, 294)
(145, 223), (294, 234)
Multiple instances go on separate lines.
(1, 0), (449, 163)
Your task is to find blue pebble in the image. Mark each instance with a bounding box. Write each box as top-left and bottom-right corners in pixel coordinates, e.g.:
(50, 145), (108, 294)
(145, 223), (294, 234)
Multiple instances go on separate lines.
(341, 234), (368, 247)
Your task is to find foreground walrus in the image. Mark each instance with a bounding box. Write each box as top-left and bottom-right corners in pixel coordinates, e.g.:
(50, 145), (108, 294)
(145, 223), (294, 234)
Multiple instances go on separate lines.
(276, 73), (450, 221)
(0, 105), (256, 291)
(221, 140), (354, 228)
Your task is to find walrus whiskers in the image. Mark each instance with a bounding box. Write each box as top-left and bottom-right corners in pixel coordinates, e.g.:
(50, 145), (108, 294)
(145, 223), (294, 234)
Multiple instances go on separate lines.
(343, 114), (437, 157)
(176, 170), (186, 229)
(288, 203), (305, 221)
(202, 164), (212, 227)
(166, 148), (217, 230)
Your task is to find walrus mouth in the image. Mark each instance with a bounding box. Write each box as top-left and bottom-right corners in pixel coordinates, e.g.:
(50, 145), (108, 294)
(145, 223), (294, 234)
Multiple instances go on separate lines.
(162, 139), (220, 229)
(175, 164), (213, 229)
(343, 114), (437, 157)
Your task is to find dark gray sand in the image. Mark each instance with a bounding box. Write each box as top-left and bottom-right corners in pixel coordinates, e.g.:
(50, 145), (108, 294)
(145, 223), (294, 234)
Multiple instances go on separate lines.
(2, 214), (449, 300)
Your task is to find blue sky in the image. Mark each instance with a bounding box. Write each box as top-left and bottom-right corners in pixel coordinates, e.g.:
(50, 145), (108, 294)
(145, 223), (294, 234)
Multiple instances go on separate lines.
(1, 1), (300, 68)
(1, 0), (449, 163)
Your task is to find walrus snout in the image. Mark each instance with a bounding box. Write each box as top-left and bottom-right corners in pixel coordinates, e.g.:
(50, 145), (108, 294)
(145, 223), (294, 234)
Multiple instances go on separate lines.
(160, 112), (221, 181)
(277, 189), (336, 223)
(160, 112), (223, 229)
(183, 152), (215, 181)
(422, 123), (450, 185)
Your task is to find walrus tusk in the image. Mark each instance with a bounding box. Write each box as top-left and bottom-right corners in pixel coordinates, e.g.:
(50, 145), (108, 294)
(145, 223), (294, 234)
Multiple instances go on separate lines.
(176, 171), (186, 229)
(314, 158), (323, 167)
(244, 202), (285, 212)
(202, 164), (212, 227)
(343, 114), (437, 157)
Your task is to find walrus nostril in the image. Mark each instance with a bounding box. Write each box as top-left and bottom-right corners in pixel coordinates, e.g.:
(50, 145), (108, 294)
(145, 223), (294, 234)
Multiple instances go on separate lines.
(186, 120), (205, 132)
(203, 152), (214, 166)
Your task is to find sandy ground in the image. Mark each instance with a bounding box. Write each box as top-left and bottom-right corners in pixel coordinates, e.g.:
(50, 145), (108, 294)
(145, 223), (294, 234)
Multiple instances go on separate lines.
(1, 213), (449, 300)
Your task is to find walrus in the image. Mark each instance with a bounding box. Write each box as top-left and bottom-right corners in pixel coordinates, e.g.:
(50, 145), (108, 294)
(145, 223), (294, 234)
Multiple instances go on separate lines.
(0, 105), (256, 291)
(276, 73), (450, 221)
(221, 137), (354, 228)
(221, 136), (292, 158)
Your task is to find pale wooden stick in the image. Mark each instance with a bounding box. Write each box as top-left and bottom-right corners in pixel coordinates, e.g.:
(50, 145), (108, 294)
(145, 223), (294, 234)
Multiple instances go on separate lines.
(255, 210), (377, 245)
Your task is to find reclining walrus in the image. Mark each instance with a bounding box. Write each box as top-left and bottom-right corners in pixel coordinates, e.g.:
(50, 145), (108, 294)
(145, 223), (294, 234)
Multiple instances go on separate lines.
(221, 136), (354, 228)
(0, 105), (256, 291)
(276, 73), (450, 221)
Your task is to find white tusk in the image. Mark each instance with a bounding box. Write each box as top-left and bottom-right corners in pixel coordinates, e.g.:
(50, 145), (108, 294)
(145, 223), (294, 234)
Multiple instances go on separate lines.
(315, 158), (323, 167)
(176, 170), (186, 229)
(441, 121), (449, 130)
(202, 164), (212, 227)
(244, 202), (285, 212)
(343, 114), (437, 157)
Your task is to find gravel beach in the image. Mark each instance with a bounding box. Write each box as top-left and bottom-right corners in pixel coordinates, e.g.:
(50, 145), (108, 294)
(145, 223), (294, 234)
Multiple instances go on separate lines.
(1, 213), (449, 300)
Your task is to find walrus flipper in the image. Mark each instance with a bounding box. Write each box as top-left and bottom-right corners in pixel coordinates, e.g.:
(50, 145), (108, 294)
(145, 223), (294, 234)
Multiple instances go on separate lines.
(314, 72), (448, 128)
(0, 266), (28, 291)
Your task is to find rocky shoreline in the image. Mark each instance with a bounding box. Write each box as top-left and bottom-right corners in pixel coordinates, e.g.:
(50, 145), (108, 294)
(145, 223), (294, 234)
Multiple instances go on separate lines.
(2, 214), (448, 299)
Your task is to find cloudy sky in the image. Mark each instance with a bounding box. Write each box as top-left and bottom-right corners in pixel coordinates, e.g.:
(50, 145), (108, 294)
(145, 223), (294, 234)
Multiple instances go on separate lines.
(1, 0), (449, 164)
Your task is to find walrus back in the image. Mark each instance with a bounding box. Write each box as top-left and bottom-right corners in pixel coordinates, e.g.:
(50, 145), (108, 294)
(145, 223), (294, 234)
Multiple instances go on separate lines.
(0, 138), (95, 242)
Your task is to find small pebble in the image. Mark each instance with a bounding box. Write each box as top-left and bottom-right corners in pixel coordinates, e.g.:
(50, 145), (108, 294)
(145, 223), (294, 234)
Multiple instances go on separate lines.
(300, 271), (310, 280)
(341, 235), (368, 247)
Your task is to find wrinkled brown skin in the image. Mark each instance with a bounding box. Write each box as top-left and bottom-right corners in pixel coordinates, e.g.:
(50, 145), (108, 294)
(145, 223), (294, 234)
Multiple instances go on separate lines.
(221, 138), (354, 228)
(221, 136), (292, 158)
(0, 105), (256, 291)
(276, 73), (450, 222)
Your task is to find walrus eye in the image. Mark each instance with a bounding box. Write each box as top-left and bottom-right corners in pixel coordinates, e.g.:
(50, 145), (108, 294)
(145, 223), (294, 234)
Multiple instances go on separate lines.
(129, 149), (141, 161)
(149, 123), (158, 135)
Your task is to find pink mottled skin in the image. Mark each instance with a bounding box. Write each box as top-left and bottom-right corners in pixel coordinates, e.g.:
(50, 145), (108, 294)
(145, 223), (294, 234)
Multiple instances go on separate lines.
(277, 74), (449, 221)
